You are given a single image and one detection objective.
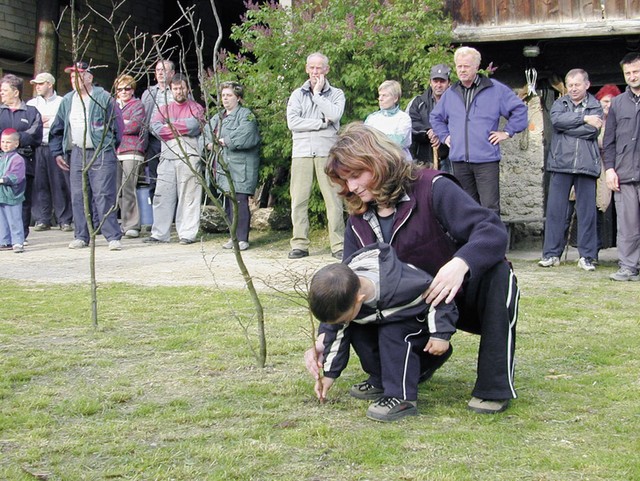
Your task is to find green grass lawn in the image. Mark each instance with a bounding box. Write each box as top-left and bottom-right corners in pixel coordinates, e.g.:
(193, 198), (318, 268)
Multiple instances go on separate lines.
(1, 259), (639, 480)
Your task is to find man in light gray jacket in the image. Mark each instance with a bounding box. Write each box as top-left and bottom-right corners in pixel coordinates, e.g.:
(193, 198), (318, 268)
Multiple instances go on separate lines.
(286, 52), (345, 260)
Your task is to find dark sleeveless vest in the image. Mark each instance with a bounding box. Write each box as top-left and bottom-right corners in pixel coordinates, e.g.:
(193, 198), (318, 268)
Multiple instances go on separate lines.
(347, 169), (459, 277)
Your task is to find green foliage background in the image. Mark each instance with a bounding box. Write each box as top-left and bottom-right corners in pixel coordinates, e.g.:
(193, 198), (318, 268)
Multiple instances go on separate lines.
(220, 0), (453, 225)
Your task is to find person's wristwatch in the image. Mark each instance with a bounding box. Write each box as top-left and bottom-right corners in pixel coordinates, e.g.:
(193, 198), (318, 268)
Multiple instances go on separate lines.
(504, 131), (511, 138)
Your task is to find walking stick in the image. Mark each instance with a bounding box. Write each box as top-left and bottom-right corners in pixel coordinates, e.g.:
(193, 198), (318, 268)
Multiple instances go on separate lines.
(432, 146), (439, 170)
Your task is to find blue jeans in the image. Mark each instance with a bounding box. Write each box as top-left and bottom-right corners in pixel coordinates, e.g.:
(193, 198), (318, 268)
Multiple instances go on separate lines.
(0, 203), (24, 246)
(543, 172), (597, 259)
(69, 147), (122, 243)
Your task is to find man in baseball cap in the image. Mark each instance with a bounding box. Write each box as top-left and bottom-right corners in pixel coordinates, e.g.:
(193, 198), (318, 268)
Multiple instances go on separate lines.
(30, 73), (56, 85)
(430, 64), (451, 81)
(63, 61), (91, 73)
(49, 59), (125, 251)
(27, 71), (73, 233)
(408, 63), (452, 169)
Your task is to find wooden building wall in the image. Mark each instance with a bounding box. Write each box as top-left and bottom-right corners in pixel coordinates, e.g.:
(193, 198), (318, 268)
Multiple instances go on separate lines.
(447, 0), (639, 25)
(446, 0), (640, 41)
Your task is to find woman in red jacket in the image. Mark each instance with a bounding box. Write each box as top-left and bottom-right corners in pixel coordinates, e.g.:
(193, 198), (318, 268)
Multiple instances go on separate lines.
(114, 74), (147, 238)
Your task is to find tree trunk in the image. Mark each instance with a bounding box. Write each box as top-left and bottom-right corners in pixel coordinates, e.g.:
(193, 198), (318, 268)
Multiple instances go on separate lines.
(34, 0), (60, 77)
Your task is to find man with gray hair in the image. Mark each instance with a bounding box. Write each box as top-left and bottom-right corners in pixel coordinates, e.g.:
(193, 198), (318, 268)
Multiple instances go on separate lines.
(27, 72), (73, 232)
(430, 46), (528, 214)
(286, 52), (346, 260)
(539, 68), (603, 271)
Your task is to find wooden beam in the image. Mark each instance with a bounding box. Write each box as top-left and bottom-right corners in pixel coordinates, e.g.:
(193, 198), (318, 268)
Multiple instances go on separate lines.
(452, 20), (640, 42)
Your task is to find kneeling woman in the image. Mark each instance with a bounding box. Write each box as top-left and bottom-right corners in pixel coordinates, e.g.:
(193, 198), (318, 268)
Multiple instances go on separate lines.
(305, 123), (519, 414)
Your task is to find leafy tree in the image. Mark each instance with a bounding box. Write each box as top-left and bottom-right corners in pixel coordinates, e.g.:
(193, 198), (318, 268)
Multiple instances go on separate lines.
(221, 0), (453, 221)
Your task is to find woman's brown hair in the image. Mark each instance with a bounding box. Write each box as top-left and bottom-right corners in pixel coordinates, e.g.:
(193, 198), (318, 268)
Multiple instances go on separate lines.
(325, 123), (418, 215)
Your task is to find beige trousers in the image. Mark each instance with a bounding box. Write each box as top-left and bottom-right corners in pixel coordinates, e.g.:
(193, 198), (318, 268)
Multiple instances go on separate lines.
(289, 156), (345, 253)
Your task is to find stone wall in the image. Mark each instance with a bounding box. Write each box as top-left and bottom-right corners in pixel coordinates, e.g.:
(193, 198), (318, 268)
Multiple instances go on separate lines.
(500, 96), (546, 242)
(0, 0), (38, 82)
(0, 0), (165, 95)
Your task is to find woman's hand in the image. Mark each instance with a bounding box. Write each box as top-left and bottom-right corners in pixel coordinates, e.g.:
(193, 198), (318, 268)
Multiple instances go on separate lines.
(423, 257), (469, 306)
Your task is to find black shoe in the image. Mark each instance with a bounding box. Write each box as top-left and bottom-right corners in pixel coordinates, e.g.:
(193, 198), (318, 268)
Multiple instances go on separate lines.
(143, 236), (162, 244)
(332, 250), (343, 260)
(179, 238), (195, 245)
(0, 244), (12, 251)
(288, 249), (309, 259)
(418, 344), (453, 384)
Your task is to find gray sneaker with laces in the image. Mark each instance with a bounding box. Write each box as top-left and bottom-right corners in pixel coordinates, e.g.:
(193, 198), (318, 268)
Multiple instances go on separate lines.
(609, 267), (640, 282)
(366, 396), (417, 422)
(349, 381), (384, 400)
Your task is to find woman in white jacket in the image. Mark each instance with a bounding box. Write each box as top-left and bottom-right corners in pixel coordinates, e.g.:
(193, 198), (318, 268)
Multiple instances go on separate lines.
(364, 80), (412, 161)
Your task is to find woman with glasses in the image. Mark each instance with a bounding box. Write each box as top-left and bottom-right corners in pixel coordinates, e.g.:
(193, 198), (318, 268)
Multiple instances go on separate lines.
(114, 74), (147, 238)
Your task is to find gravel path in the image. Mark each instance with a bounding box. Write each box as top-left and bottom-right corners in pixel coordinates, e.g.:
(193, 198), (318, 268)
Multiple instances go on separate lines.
(2, 229), (333, 289)
(1, 228), (618, 288)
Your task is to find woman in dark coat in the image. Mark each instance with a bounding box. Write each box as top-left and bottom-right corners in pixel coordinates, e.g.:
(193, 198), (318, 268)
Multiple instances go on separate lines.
(206, 82), (260, 251)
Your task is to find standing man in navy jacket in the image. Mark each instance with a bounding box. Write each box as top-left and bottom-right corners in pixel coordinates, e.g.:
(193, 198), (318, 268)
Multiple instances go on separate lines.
(539, 69), (603, 271)
(430, 46), (527, 214)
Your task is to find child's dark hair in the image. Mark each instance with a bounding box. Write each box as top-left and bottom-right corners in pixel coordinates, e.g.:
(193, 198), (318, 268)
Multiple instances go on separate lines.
(309, 263), (360, 324)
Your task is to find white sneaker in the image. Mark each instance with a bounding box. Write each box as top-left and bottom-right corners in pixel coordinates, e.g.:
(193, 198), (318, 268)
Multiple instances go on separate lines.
(68, 239), (88, 249)
(124, 229), (139, 238)
(222, 239), (234, 249)
(538, 256), (560, 267)
(12, 244), (24, 253)
(109, 240), (123, 251)
(238, 241), (249, 251)
(577, 257), (595, 271)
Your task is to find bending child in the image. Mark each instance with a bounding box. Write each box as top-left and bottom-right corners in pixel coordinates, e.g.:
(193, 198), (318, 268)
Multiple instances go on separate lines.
(308, 242), (458, 422)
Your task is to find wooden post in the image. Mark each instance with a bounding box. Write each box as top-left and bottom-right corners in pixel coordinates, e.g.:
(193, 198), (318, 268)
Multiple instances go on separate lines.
(34, 0), (61, 78)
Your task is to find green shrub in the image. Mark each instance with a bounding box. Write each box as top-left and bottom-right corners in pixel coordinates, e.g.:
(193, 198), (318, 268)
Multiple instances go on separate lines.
(220, 0), (453, 222)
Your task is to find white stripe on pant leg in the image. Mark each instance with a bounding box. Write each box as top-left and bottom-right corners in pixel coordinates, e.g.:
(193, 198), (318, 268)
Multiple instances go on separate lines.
(505, 268), (519, 399)
(403, 329), (426, 400)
